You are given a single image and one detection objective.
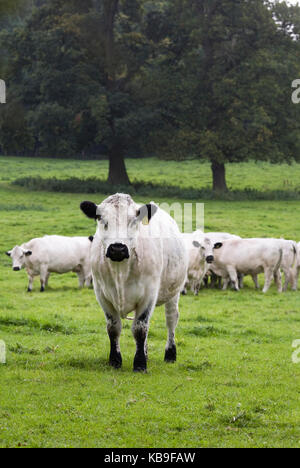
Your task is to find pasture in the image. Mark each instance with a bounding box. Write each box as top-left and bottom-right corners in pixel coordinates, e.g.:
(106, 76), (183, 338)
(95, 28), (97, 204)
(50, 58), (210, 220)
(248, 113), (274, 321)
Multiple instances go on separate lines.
(0, 156), (300, 448)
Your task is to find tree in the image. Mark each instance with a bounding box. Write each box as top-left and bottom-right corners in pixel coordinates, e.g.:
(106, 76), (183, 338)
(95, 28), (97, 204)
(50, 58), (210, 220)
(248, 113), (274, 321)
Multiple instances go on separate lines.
(0, 0), (158, 185)
(143, 0), (300, 191)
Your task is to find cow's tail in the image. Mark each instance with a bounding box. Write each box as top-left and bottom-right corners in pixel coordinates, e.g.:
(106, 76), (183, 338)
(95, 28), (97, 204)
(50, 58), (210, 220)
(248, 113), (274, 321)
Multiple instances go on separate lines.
(291, 241), (298, 268)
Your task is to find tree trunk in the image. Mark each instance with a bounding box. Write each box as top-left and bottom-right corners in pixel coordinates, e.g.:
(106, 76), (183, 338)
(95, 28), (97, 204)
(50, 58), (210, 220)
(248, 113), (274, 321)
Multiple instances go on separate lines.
(108, 145), (130, 186)
(211, 160), (228, 192)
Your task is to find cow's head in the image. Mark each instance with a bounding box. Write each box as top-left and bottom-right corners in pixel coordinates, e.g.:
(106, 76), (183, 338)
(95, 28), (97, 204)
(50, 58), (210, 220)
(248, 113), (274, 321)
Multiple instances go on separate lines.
(192, 238), (223, 264)
(80, 194), (158, 263)
(6, 246), (32, 271)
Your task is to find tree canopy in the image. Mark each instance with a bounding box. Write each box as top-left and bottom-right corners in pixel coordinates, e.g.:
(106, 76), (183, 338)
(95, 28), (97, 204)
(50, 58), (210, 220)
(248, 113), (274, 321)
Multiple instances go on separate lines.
(1, 0), (300, 190)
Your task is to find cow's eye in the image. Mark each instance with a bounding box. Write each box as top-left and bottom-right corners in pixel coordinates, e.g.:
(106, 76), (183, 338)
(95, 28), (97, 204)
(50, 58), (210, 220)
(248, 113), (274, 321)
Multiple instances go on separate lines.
(96, 215), (101, 221)
(104, 222), (108, 230)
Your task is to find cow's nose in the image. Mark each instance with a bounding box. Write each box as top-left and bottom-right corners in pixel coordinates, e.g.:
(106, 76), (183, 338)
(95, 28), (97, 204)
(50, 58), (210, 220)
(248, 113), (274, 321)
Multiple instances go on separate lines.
(206, 256), (214, 264)
(106, 243), (130, 262)
(13, 267), (21, 271)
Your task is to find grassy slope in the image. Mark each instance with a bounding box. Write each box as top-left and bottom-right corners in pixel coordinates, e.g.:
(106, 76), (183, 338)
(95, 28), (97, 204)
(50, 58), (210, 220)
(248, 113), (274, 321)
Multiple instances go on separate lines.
(2, 155), (300, 192)
(0, 157), (300, 448)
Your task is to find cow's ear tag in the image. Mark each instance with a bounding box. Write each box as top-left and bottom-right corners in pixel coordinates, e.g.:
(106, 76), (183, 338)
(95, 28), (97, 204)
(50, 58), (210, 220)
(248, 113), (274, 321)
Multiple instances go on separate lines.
(142, 216), (149, 226)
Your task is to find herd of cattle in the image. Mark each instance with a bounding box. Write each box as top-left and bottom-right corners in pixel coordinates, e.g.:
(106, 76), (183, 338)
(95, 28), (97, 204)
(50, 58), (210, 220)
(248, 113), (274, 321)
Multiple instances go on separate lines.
(5, 193), (300, 372)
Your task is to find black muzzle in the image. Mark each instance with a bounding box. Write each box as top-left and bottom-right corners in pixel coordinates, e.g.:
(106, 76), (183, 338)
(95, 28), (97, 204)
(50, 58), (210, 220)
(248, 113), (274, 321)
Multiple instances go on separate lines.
(13, 267), (21, 271)
(206, 256), (214, 264)
(106, 243), (130, 262)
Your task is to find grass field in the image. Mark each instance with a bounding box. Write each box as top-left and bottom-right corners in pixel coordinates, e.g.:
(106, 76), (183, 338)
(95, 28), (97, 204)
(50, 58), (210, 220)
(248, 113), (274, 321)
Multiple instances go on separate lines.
(0, 156), (300, 448)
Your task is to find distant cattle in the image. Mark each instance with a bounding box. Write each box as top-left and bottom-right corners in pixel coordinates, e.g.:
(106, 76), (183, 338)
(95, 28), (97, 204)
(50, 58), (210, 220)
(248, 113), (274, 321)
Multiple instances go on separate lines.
(6, 235), (93, 292)
(181, 232), (222, 295)
(273, 239), (298, 291)
(210, 238), (283, 293)
(80, 193), (188, 372)
(237, 239), (298, 292)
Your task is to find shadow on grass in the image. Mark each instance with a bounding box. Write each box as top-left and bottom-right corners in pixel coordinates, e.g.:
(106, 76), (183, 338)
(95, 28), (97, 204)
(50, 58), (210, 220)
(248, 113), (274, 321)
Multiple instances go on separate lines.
(0, 316), (76, 335)
(12, 176), (300, 201)
(63, 356), (110, 371)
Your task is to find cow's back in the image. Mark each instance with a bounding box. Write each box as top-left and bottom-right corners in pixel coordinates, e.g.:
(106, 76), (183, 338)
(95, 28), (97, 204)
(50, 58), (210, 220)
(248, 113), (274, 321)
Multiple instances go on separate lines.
(214, 238), (282, 274)
(25, 236), (91, 273)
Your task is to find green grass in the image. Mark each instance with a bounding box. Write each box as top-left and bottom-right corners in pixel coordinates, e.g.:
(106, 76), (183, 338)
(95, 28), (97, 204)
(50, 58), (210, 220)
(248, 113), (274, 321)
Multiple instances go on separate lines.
(0, 156), (300, 448)
(2, 155), (300, 193)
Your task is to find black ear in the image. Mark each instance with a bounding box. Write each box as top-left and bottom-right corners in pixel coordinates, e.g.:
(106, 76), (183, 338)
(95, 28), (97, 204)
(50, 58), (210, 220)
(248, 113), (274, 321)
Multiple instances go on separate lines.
(192, 241), (201, 249)
(5, 251), (11, 257)
(214, 243), (223, 250)
(80, 201), (98, 220)
(88, 236), (94, 242)
(137, 203), (158, 223)
(25, 250), (32, 257)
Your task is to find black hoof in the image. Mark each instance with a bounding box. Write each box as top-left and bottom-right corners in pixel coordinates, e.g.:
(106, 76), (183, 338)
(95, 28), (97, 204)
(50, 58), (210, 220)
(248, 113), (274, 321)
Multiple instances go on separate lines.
(133, 367), (147, 373)
(109, 352), (122, 369)
(40, 287), (45, 293)
(164, 345), (177, 363)
(27, 288), (32, 293)
(133, 354), (147, 373)
(181, 290), (187, 296)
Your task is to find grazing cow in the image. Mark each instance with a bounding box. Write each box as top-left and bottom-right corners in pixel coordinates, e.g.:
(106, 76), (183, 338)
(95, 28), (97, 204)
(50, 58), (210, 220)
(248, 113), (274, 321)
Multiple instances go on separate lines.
(181, 232), (222, 295)
(247, 239), (297, 292)
(210, 238), (283, 293)
(6, 236), (93, 292)
(80, 193), (188, 372)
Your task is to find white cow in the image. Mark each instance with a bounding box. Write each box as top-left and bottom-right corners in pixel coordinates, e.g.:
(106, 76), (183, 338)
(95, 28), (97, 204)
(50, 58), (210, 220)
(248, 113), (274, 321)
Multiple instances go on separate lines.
(181, 232), (222, 295)
(80, 193), (188, 373)
(6, 235), (93, 292)
(201, 232), (242, 289)
(210, 238), (283, 293)
(248, 239), (297, 292)
(205, 232), (241, 242)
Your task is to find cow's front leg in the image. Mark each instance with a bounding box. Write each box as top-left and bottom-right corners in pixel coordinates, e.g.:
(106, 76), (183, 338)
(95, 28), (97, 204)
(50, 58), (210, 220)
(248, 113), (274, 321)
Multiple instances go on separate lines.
(132, 304), (153, 372)
(96, 292), (122, 368)
(164, 294), (180, 363)
(106, 313), (122, 369)
(27, 274), (34, 292)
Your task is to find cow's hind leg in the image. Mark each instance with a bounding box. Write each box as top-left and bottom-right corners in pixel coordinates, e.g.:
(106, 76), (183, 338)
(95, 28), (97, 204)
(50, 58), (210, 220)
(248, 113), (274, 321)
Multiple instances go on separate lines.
(77, 270), (85, 289)
(251, 274), (260, 290)
(263, 267), (274, 293)
(274, 269), (283, 293)
(227, 267), (239, 291)
(39, 266), (48, 292)
(132, 303), (154, 373)
(164, 294), (180, 363)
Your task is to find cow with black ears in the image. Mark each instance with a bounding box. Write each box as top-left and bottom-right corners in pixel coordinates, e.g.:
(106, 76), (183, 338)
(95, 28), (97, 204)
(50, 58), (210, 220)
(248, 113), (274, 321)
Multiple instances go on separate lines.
(6, 236), (93, 292)
(80, 193), (188, 373)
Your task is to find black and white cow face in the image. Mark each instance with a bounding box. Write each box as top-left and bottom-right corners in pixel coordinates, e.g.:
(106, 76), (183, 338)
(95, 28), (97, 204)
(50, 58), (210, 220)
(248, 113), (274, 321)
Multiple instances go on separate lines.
(6, 246), (32, 271)
(80, 194), (158, 262)
(192, 238), (223, 264)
